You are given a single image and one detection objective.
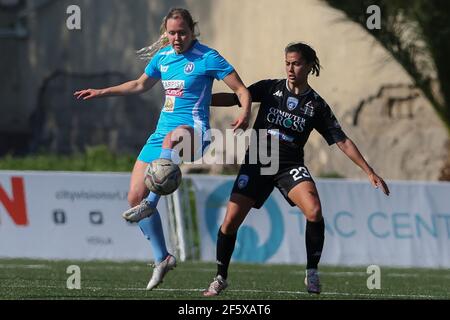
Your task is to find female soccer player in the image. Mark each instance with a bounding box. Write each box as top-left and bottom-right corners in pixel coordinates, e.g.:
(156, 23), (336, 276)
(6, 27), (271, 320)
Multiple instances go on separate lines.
(74, 8), (252, 290)
(203, 42), (390, 296)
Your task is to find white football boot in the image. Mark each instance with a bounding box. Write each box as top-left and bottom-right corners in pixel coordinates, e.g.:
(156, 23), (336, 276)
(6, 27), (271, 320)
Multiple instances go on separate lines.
(122, 199), (156, 223)
(203, 275), (228, 297)
(146, 254), (177, 290)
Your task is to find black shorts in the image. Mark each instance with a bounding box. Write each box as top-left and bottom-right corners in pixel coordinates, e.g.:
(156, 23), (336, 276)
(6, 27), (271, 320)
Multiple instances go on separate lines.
(231, 163), (315, 209)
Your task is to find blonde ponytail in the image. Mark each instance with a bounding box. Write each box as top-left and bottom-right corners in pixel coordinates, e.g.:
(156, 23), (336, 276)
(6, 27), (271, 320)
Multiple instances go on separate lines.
(136, 32), (169, 61)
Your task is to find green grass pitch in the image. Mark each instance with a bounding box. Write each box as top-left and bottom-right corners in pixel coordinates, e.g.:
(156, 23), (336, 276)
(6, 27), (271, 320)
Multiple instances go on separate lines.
(0, 259), (449, 300)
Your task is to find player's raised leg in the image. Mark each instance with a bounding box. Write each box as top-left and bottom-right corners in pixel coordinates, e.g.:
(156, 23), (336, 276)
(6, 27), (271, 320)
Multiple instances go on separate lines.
(123, 159), (157, 222)
(127, 160), (151, 207)
(123, 144), (175, 290)
(122, 126), (199, 290)
(122, 126), (196, 223)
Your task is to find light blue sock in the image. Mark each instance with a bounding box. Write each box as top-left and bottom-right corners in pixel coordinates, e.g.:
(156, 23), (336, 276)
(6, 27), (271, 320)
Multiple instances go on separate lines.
(139, 148), (178, 263)
(160, 148), (175, 162)
(138, 211), (168, 263)
(146, 193), (161, 208)
(159, 148), (181, 164)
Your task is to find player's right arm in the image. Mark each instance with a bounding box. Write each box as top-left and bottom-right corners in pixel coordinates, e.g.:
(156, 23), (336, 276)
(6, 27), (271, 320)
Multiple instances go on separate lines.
(74, 73), (159, 100)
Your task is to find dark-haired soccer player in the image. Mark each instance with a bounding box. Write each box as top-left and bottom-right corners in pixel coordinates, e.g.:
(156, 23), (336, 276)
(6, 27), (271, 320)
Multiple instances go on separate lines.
(203, 42), (390, 296)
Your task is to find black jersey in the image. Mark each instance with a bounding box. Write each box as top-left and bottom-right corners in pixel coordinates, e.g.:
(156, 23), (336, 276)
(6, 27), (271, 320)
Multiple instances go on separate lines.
(247, 79), (347, 166)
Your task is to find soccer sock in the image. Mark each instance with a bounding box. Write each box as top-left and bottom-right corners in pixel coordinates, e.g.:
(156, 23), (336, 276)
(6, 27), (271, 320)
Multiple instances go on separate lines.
(216, 228), (237, 280)
(146, 192), (161, 207)
(138, 210), (169, 263)
(305, 218), (325, 270)
(140, 148), (181, 262)
(160, 148), (181, 164)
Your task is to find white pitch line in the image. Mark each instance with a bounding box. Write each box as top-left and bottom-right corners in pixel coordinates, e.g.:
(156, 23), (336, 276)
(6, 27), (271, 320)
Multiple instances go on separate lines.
(0, 264), (51, 269)
(22, 264), (447, 279)
(385, 273), (420, 278)
(82, 266), (145, 271)
(156, 288), (444, 299)
(87, 287), (448, 299)
(308, 272), (366, 276)
(0, 284), (446, 299)
(1, 265), (447, 280)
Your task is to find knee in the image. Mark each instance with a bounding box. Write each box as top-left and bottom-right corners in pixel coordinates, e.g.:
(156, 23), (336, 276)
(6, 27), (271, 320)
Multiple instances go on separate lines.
(304, 205), (323, 222)
(164, 126), (194, 147)
(175, 125), (193, 132)
(221, 219), (239, 235)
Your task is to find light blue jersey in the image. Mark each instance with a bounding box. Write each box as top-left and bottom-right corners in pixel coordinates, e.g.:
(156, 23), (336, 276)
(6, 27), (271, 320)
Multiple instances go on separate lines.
(145, 40), (234, 136)
(136, 41), (235, 263)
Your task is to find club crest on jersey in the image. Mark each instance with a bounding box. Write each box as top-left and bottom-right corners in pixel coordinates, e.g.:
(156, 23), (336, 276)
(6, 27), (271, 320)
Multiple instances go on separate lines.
(237, 175), (249, 189)
(287, 97), (299, 111)
(184, 62), (195, 74)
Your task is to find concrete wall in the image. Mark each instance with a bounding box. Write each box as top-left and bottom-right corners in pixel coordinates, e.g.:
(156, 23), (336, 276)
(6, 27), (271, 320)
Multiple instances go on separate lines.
(196, 0), (448, 180)
(0, 0), (447, 179)
(0, 5), (28, 133)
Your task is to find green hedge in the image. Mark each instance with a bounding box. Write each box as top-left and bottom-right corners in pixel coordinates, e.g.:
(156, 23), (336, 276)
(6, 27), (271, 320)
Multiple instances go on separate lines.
(0, 146), (136, 172)
(0, 146), (346, 178)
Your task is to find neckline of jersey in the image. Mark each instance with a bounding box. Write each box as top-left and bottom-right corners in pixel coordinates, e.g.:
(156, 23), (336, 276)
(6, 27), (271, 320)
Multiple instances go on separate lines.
(285, 80), (312, 96)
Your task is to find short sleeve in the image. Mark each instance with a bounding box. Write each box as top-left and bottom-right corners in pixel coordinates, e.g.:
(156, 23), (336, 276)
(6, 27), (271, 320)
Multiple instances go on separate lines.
(248, 80), (275, 102)
(205, 50), (235, 80)
(315, 102), (347, 145)
(144, 54), (161, 79)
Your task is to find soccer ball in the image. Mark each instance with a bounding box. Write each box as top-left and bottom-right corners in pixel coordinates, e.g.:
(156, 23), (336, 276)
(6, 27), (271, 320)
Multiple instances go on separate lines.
(144, 159), (182, 195)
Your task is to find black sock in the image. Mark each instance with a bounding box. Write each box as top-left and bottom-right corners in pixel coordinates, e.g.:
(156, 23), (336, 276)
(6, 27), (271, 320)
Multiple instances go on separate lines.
(305, 219), (325, 270)
(216, 227), (237, 280)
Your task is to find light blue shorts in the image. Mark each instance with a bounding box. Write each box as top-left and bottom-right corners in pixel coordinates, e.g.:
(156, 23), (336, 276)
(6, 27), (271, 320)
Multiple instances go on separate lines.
(137, 130), (211, 164)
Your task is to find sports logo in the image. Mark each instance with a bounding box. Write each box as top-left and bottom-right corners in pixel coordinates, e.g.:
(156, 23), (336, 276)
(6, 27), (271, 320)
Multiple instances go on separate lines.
(163, 96), (175, 113)
(267, 107), (306, 132)
(273, 90), (283, 98)
(301, 101), (315, 117)
(160, 65), (169, 73)
(287, 97), (299, 111)
(237, 175), (249, 189)
(184, 62), (195, 74)
(268, 129), (294, 143)
(162, 80), (184, 97)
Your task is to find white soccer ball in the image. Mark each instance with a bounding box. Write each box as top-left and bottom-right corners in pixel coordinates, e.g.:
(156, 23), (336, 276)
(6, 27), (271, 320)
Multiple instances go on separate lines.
(144, 159), (182, 195)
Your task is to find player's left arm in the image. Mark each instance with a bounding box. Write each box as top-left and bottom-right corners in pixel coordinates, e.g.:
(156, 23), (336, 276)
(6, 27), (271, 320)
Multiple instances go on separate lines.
(211, 93), (239, 107)
(336, 138), (390, 196)
(222, 71), (252, 132)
